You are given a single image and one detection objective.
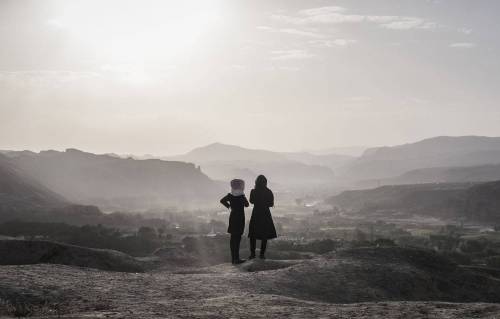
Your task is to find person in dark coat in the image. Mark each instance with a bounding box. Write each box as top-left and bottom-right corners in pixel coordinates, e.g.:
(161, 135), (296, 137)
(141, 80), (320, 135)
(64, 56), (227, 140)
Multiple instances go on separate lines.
(220, 179), (248, 264)
(248, 175), (277, 259)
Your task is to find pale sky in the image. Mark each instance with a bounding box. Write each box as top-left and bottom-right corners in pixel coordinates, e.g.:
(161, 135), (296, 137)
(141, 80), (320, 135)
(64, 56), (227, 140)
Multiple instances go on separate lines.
(1, 0), (499, 155)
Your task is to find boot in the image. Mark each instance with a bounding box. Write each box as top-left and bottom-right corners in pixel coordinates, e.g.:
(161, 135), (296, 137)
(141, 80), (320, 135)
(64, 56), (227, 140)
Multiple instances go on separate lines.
(233, 248), (245, 264)
(249, 237), (257, 260)
(260, 240), (267, 259)
(230, 247), (235, 264)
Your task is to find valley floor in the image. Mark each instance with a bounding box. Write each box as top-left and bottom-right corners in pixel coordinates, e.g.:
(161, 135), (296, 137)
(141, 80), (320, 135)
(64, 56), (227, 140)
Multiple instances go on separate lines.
(1, 262), (500, 318)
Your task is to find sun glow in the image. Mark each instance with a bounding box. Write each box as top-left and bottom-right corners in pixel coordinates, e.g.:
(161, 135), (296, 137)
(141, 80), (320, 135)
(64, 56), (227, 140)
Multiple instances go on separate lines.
(48, 0), (224, 84)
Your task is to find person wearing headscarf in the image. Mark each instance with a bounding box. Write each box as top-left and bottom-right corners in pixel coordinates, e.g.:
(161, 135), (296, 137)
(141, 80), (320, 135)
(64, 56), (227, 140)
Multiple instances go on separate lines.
(220, 179), (248, 264)
(248, 175), (277, 259)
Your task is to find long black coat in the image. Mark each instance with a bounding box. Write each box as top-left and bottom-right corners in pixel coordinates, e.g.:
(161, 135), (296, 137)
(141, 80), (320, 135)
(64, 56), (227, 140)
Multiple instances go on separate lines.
(248, 187), (277, 240)
(220, 193), (249, 235)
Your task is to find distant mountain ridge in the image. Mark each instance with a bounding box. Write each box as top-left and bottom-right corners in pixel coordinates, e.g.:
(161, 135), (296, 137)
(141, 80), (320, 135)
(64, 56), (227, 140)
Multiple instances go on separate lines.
(168, 143), (288, 163)
(384, 164), (500, 185)
(339, 136), (500, 181)
(361, 136), (500, 158)
(306, 146), (367, 157)
(174, 137), (500, 187)
(3, 149), (223, 211)
(167, 142), (353, 168)
(163, 142), (353, 187)
(5, 135), (500, 208)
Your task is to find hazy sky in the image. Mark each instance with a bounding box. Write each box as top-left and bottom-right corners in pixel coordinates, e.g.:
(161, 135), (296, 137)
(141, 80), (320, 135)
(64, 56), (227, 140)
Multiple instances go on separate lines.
(1, 0), (499, 155)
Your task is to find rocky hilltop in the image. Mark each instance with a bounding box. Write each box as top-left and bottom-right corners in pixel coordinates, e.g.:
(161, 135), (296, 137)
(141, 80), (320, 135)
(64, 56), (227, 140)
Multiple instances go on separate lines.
(1, 245), (500, 318)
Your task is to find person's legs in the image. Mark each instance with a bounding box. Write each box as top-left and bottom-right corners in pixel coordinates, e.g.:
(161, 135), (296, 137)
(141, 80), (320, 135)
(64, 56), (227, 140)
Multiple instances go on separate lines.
(234, 235), (242, 261)
(260, 239), (267, 258)
(249, 237), (256, 259)
(230, 235), (236, 263)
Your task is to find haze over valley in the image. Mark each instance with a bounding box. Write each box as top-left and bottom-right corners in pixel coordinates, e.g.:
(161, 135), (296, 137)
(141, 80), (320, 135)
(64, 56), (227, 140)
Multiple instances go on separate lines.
(4, 135), (500, 241)
(2, 0), (500, 318)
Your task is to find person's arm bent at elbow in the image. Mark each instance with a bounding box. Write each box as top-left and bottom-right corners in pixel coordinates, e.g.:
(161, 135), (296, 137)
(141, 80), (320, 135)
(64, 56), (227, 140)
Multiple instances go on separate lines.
(220, 194), (231, 209)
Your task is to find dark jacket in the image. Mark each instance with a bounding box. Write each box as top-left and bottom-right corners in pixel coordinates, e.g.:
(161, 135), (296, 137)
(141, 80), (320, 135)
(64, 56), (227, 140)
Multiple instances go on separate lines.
(220, 193), (249, 235)
(248, 186), (277, 240)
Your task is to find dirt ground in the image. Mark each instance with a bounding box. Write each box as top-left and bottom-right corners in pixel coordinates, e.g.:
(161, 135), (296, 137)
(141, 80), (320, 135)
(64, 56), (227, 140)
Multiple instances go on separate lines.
(1, 259), (500, 318)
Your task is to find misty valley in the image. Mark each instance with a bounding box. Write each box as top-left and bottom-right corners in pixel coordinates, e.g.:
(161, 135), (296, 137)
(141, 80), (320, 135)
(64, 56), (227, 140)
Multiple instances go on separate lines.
(2, 136), (500, 317)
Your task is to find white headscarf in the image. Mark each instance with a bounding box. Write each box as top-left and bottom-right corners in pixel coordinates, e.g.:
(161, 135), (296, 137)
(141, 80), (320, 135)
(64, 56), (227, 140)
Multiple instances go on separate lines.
(230, 179), (245, 196)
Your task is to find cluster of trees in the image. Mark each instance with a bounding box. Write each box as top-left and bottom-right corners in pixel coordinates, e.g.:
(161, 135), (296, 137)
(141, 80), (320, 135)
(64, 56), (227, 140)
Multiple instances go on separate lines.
(394, 225), (500, 267)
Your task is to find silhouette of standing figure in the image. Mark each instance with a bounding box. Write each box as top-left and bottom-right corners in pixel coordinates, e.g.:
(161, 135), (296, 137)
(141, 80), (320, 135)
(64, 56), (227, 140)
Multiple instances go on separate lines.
(248, 175), (277, 259)
(220, 179), (248, 264)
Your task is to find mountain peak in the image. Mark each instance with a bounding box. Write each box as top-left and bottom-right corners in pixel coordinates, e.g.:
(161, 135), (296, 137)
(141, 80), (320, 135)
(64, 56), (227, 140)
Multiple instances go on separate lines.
(181, 142), (285, 163)
(196, 142), (253, 152)
(199, 142), (241, 150)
